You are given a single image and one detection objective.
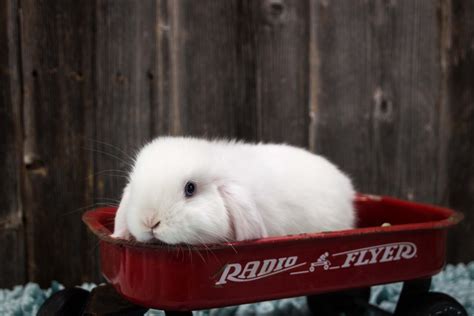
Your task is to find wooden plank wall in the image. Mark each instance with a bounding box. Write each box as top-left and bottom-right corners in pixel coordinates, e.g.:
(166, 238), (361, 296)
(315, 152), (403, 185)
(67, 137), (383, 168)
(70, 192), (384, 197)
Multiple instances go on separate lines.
(0, 0), (472, 287)
(311, 0), (444, 202)
(20, 0), (98, 286)
(446, 0), (474, 263)
(0, 0), (25, 287)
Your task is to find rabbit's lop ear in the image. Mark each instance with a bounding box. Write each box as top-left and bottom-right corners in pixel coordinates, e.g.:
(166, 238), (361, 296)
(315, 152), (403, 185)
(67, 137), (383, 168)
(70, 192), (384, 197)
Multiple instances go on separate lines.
(218, 183), (268, 241)
(111, 184), (131, 239)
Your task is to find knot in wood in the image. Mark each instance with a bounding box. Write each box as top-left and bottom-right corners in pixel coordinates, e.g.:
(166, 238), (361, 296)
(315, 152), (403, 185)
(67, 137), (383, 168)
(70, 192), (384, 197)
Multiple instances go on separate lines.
(147, 71), (154, 80)
(373, 87), (393, 122)
(24, 153), (48, 176)
(262, 0), (286, 25)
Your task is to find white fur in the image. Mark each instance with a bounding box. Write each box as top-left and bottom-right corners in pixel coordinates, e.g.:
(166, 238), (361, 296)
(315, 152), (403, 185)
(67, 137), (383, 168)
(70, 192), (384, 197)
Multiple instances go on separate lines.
(112, 137), (355, 245)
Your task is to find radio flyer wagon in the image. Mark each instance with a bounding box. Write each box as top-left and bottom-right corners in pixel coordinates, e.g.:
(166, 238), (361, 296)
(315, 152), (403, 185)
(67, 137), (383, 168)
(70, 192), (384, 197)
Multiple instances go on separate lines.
(40, 194), (467, 315)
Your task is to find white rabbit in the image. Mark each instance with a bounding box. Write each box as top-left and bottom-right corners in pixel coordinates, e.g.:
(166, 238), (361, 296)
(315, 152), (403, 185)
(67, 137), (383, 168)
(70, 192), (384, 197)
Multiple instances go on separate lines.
(111, 137), (355, 245)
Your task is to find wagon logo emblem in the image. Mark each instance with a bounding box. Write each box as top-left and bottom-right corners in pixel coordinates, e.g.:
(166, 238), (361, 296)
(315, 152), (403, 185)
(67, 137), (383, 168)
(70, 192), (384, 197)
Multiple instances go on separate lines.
(215, 242), (417, 285)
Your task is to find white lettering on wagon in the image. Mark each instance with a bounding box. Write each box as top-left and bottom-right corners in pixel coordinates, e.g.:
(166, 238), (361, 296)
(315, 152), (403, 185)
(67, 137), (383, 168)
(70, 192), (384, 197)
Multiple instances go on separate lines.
(215, 242), (417, 285)
(336, 242), (417, 269)
(215, 256), (304, 285)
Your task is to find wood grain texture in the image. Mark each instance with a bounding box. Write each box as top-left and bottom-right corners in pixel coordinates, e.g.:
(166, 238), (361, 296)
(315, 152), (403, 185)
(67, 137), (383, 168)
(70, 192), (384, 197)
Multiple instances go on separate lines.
(164, 0), (309, 145)
(310, 0), (444, 203)
(166, 0), (258, 140)
(251, 0), (310, 146)
(446, 0), (474, 263)
(0, 0), (25, 288)
(94, 0), (158, 210)
(20, 0), (98, 286)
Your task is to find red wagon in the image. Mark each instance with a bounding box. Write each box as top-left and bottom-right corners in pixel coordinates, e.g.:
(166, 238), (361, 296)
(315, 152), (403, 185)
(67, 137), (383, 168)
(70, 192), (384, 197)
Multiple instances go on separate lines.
(40, 194), (467, 316)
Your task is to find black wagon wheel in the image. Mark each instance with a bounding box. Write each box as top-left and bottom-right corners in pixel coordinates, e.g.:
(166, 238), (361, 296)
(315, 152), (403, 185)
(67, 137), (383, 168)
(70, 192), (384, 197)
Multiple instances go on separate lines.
(306, 287), (371, 316)
(37, 288), (90, 316)
(395, 292), (467, 316)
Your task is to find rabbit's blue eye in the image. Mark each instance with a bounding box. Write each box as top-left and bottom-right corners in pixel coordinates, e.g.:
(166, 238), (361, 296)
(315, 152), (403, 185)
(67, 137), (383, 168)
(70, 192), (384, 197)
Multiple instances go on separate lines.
(185, 181), (195, 197)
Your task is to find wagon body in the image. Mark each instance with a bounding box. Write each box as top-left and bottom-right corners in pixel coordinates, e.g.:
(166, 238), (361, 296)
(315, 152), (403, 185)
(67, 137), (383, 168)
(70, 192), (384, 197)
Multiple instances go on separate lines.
(83, 194), (462, 311)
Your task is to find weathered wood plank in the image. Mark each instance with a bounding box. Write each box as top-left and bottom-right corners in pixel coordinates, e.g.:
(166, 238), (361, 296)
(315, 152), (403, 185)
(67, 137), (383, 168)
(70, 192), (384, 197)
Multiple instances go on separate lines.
(0, 0), (25, 288)
(251, 0), (310, 146)
(162, 0), (309, 145)
(163, 0), (259, 140)
(93, 0), (158, 208)
(310, 0), (444, 203)
(446, 0), (474, 263)
(20, 0), (97, 286)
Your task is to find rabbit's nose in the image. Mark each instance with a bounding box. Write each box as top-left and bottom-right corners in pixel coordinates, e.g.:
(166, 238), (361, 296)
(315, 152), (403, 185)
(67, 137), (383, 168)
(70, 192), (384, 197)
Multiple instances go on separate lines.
(143, 216), (161, 230)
